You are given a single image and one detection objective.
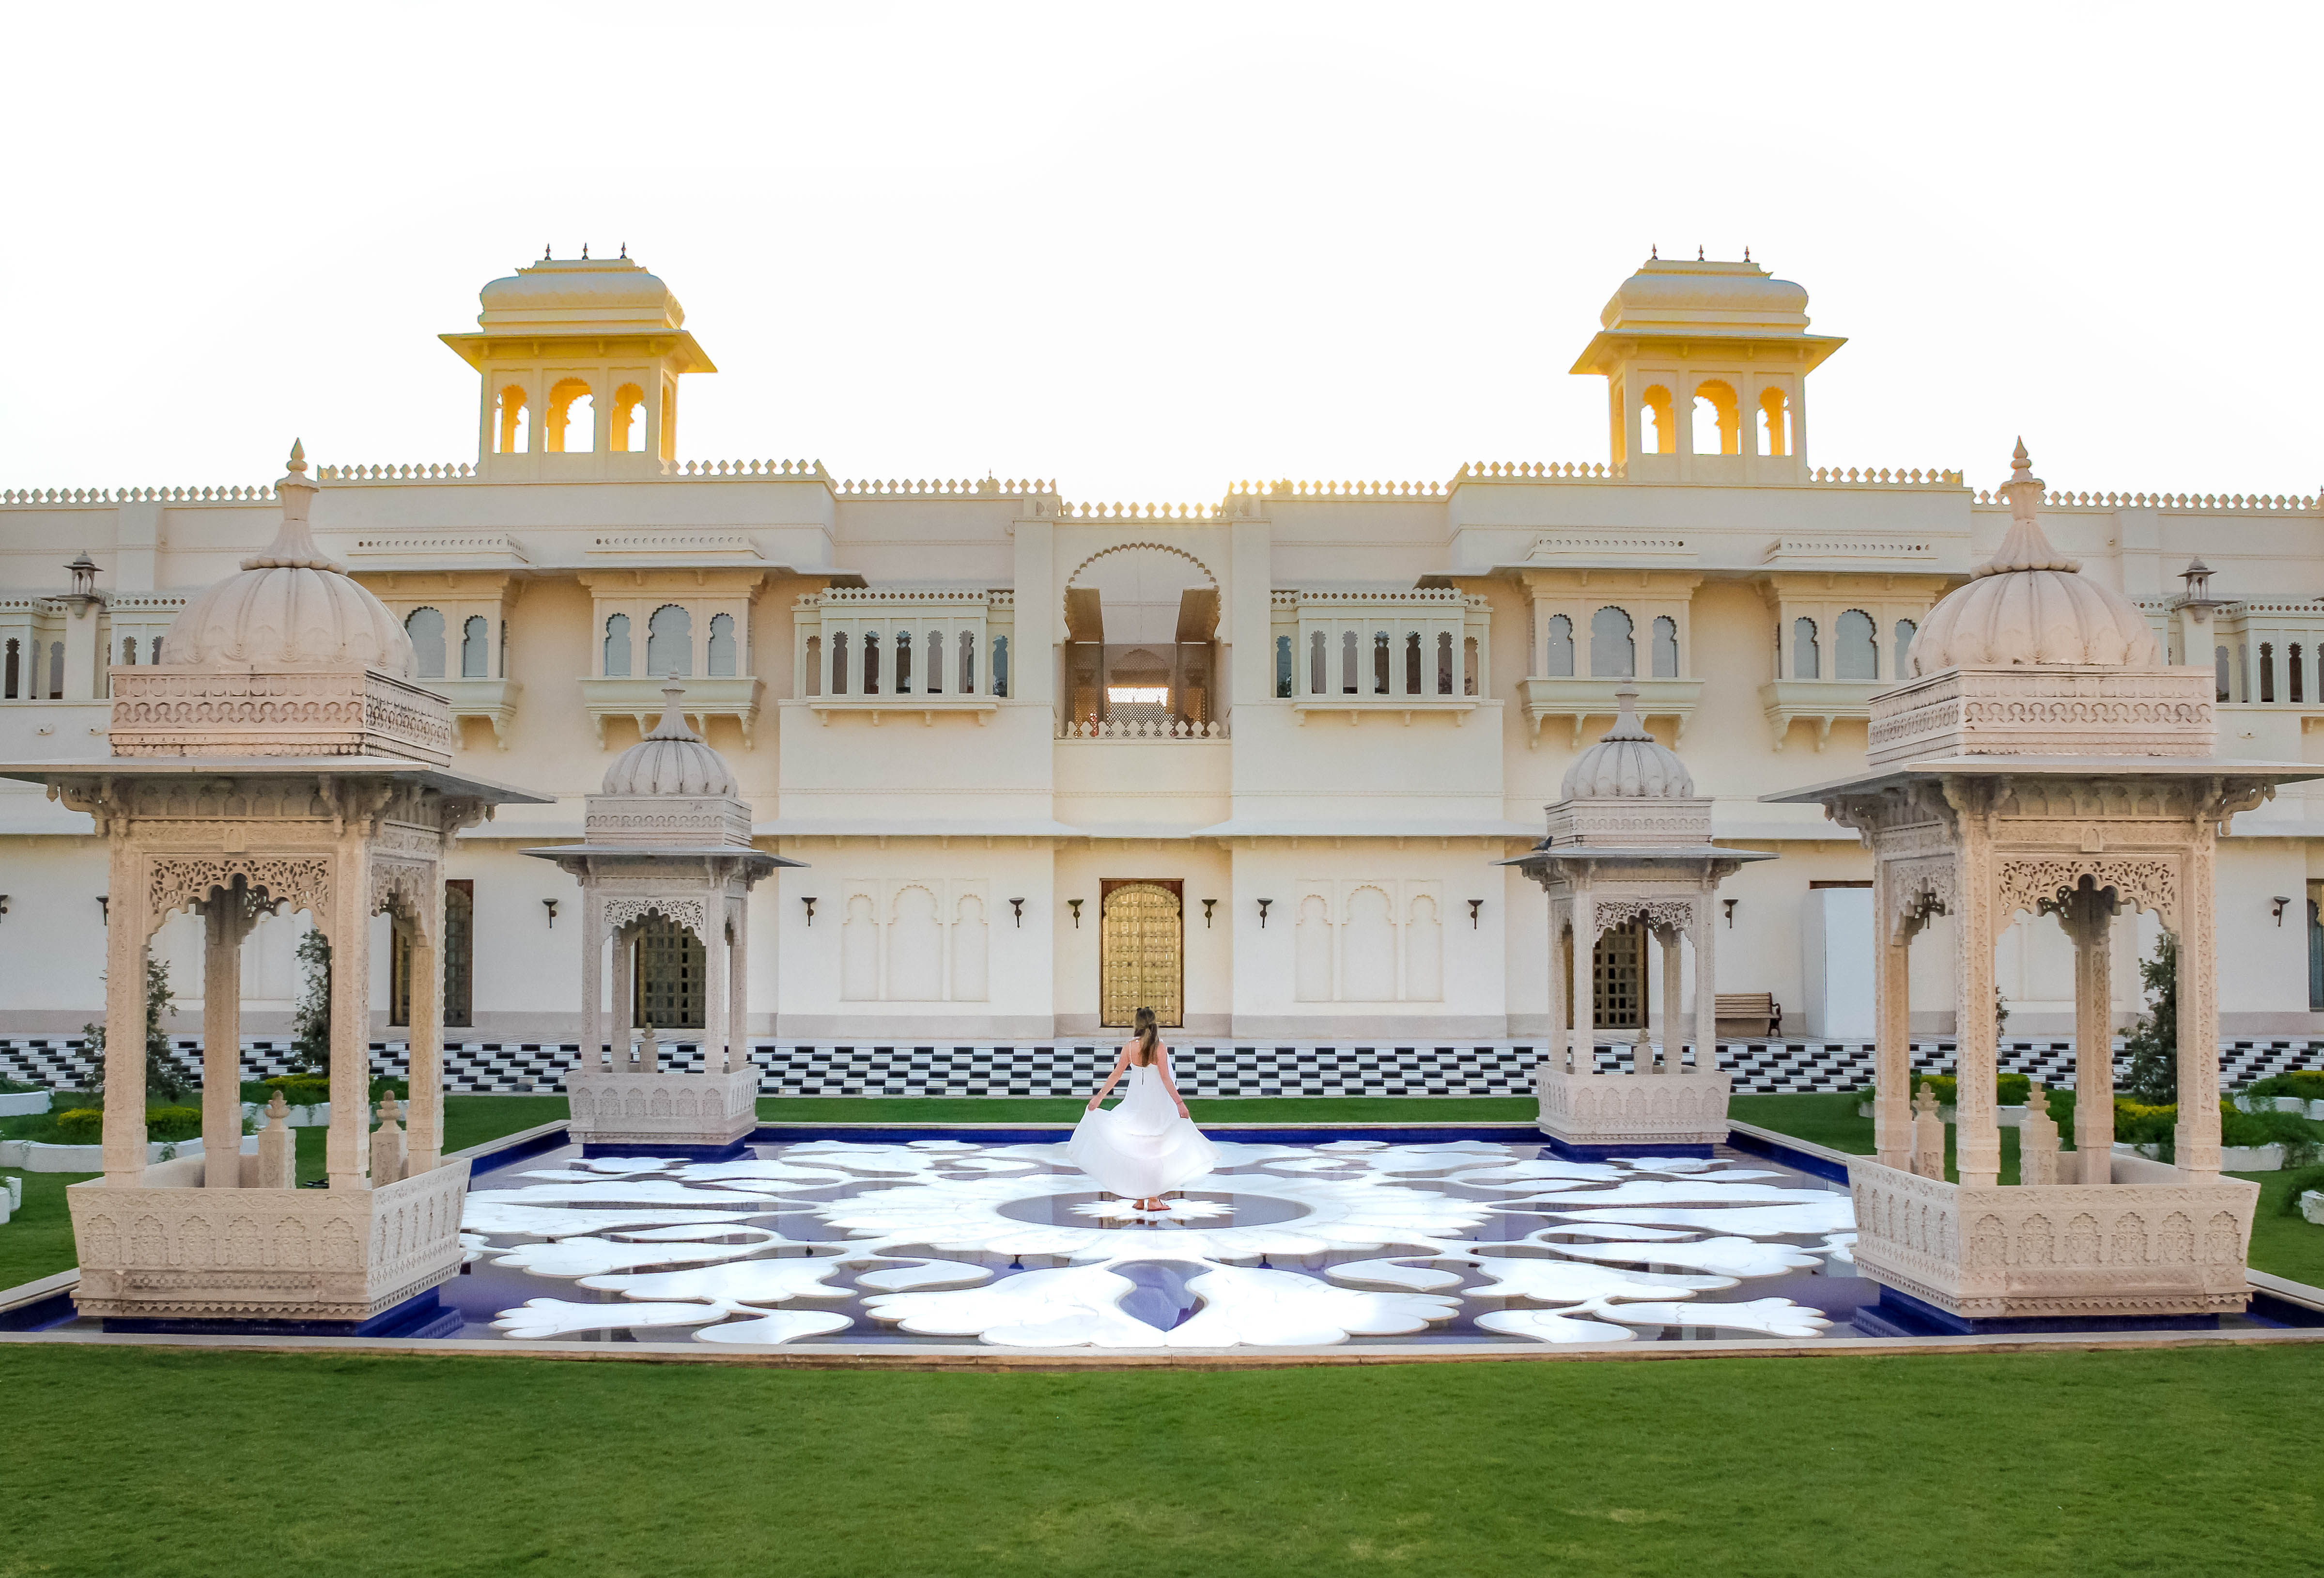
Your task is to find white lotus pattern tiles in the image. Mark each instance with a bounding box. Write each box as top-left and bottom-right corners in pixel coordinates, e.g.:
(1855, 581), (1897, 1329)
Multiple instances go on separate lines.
(459, 1136), (1858, 1349)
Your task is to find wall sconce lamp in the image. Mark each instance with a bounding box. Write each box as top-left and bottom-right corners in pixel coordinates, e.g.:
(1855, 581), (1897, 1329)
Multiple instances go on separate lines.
(2272, 895), (2293, 926)
(1009, 898), (1025, 928)
(801, 896), (818, 926)
(1468, 899), (1483, 929)
(1257, 898), (1273, 928)
(1202, 898), (1217, 928)
(1068, 898), (1083, 929)
(95, 895), (108, 923)
(1722, 898), (1738, 928)
(542, 898), (560, 928)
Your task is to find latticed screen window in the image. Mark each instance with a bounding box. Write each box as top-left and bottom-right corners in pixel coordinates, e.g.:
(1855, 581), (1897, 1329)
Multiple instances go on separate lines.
(1592, 922), (1646, 1029)
(634, 914), (706, 1029)
(387, 880), (476, 1028)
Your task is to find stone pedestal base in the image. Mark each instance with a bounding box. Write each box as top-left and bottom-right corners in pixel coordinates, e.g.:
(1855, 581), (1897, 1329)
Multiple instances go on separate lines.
(567, 1065), (759, 1151)
(1535, 1060), (1731, 1152)
(66, 1155), (471, 1325)
(1846, 1155), (2260, 1321)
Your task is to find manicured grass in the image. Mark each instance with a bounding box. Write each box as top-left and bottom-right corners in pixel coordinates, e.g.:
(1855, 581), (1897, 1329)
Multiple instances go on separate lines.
(757, 1096), (1540, 1126)
(2244, 1168), (2324, 1289)
(0, 1343), (2312, 1577)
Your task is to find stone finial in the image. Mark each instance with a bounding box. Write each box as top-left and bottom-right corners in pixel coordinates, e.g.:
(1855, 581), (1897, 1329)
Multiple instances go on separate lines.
(265, 1090), (290, 1125)
(287, 438), (307, 474)
(376, 1093), (404, 1129)
(1974, 438), (2078, 579)
(242, 436), (339, 574)
(643, 678), (702, 743)
(1912, 1083), (1938, 1117)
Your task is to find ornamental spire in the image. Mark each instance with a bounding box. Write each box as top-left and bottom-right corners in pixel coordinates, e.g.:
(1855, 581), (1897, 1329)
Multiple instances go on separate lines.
(241, 438), (342, 574)
(1973, 438), (2079, 579)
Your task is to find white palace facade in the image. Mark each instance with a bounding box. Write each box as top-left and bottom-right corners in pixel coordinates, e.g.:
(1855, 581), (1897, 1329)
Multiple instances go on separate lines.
(3, 252), (2322, 1049)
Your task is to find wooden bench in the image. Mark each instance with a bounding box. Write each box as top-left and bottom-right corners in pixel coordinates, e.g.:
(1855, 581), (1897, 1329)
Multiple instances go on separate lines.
(1714, 993), (1782, 1038)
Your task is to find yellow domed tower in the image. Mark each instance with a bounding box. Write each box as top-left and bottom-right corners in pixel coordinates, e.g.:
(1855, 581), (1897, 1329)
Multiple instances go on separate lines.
(441, 250), (715, 481)
(1570, 253), (1844, 484)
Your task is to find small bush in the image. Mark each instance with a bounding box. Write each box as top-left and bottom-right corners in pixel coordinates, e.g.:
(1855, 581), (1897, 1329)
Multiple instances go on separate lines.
(1890, 1072), (2030, 1107)
(2245, 1071), (2324, 1103)
(263, 1075), (331, 1106)
(53, 1108), (102, 1143)
(2278, 1165), (2324, 1216)
(146, 1106), (201, 1142)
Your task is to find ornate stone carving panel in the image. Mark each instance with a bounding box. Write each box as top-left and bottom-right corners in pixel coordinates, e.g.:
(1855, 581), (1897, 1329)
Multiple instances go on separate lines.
(147, 855), (332, 933)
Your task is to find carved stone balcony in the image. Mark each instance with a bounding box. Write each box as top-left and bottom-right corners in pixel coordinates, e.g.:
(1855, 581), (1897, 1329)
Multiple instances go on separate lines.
(1759, 679), (1882, 751)
(808, 695), (999, 727)
(580, 675), (762, 748)
(424, 677), (521, 750)
(66, 1154), (471, 1329)
(567, 1065), (759, 1152)
(1520, 677), (1702, 749)
(1287, 697), (1477, 727)
(1535, 1059), (1730, 1152)
(1846, 1155), (2259, 1325)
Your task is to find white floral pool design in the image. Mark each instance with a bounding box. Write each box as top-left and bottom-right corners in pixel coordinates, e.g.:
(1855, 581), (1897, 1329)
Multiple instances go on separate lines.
(458, 1137), (1862, 1350)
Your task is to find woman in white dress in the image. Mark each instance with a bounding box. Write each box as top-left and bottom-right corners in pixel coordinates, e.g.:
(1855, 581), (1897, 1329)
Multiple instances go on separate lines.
(1069, 1007), (1218, 1211)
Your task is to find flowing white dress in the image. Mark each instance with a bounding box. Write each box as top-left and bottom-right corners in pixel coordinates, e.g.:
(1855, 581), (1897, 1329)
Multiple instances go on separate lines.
(1068, 1059), (1219, 1199)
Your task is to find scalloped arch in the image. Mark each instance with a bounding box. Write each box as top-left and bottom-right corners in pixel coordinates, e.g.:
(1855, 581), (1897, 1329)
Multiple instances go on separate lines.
(1063, 540), (1218, 592)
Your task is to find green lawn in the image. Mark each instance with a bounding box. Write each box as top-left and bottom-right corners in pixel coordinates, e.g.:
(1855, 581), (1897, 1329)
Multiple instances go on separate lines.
(0, 1342), (2312, 1577)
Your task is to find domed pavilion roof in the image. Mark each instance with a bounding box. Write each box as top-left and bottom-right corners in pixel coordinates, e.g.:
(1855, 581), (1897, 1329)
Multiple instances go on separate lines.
(603, 681), (739, 797)
(1562, 684), (1694, 799)
(1909, 442), (2159, 674)
(160, 443), (414, 677)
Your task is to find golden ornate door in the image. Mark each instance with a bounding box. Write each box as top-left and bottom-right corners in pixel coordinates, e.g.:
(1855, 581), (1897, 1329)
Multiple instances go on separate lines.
(1100, 881), (1183, 1027)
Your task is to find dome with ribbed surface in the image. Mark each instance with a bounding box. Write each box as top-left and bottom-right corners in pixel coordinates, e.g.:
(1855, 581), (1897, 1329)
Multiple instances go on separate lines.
(160, 443), (414, 677)
(603, 682), (738, 796)
(1910, 442), (2158, 673)
(1562, 684), (1694, 798)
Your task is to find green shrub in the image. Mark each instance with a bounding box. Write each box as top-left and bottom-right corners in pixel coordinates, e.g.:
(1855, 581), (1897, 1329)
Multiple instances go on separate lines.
(2279, 1165), (2324, 1216)
(263, 1075), (332, 1106)
(2245, 1071), (2324, 1102)
(145, 1106), (201, 1142)
(50, 1105), (208, 1145)
(53, 1108), (102, 1143)
(0, 1077), (42, 1095)
(2111, 1100), (2324, 1165)
(1885, 1072), (2030, 1107)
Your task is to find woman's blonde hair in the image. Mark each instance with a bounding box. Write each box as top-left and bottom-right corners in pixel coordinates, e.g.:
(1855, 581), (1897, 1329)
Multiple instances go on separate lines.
(1133, 1006), (1159, 1060)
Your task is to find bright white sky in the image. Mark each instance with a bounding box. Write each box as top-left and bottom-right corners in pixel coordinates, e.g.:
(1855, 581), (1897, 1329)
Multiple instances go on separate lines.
(5, 2), (2317, 503)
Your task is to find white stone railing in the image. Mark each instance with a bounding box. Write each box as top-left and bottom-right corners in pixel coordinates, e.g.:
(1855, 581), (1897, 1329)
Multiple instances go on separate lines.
(1972, 487), (2321, 512)
(1057, 718), (1227, 740)
(1805, 466), (1960, 487)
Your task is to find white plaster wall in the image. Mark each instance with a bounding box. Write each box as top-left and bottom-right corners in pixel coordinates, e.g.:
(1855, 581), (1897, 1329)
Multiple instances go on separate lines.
(1800, 888), (1875, 1040)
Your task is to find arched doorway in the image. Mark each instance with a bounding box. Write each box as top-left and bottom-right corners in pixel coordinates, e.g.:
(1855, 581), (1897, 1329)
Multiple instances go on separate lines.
(1063, 545), (1219, 728)
(1100, 880), (1183, 1028)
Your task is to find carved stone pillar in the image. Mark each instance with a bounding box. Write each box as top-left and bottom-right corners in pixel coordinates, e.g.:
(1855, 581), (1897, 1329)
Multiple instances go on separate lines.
(610, 919), (633, 1066)
(1948, 781), (2001, 1188)
(2062, 886), (2117, 1185)
(2175, 832), (2222, 1178)
(405, 895), (445, 1177)
(1545, 894), (1568, 1069)
(102, 832), (149, 1181)
(327, 838), (372, 1191)
(1873, 858), (1915, 1171)
(1569, 889), (1596, 1068)
(579, 876), (604, 1075)
(728, 892), (749, 1076)
(700, 899), (729, 1077)
(1691, 881), (1717, 1070)
(201, 891), (259, 1188)
(1657, 926), (1682, 1073)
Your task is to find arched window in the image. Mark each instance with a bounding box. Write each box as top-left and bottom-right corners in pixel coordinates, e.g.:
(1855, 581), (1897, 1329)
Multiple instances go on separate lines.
(894, 631), (913, 693)
(830, 631), (849, 695)
(548, 379), (594, 453)
(2261, 642), (2277, 703)
(120, 637), (137, 666)
(461, 616), (489, 678)
(1404, 632), (1422, 695)
(707, 612), (737, 678)
(3, 638), (17, 699)
(1894, 619), (1917, 677)
(805, 635), (822, 697)
(1836, 610), (1877, 680)
(1758, 388), (1790, 457)
(46, 642), (61, 699)
(924, 629), (943, 693)
(1341, 631), (1359, 694)
(1589, 608), (1634, 677)
(2293, 644), (2306, 704)
(1372, 631), (1391, 694)
(405, 608), (447, 679)
(1651, 616), (1679, 679)
(992, 636), (1008, 697)
(863, 631), (881, 695)
(646, 604), (692, 677)
(1543, 614), (1573, 677)
(1463, 636), (1479, 695)
(958, 631), (976, 693)
(1793, 617), (1820, 679)
(1693, 381), (1739, 455)
(1275, 635), (1293, 698)
(1640, 387), (1675, 455)
(604, 612), (632, 677)
(1309, 631), (1327, 695)
(2215, 645), (2231, 703)
(496, 386), (529, 454)
(610, 384), (647, 453)
(1437, 631), (1454, 694)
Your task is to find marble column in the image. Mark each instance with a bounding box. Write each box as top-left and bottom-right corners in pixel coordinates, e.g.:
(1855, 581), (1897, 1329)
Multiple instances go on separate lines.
(2175, 836), (2222, 1179)
(1949, 781), (2001, 1188)
(1570, 892), (1596, 1073)
(201, 891), (257, 1188)
(405, 884), (445, 1177)
(610, 922), (633, 1068)
(1691, 882), (1717, 1074)
(1657, 928), (1682, 1073)
(327, 838), (372, 1191)
(2064, 887), (2116, 1186)
(1873, 858), (1915, 1171)
(101, 834), (148, 1181)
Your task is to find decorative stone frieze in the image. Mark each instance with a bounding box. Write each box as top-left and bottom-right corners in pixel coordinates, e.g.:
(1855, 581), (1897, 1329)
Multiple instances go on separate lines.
(1867, 665), (2213, 766)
